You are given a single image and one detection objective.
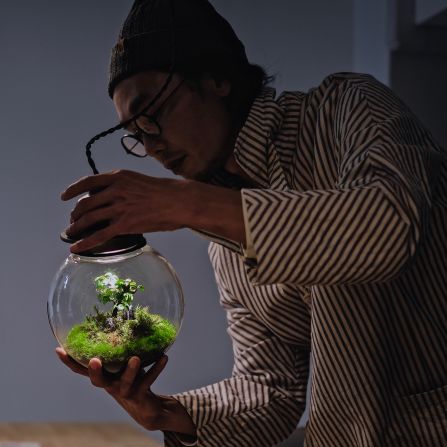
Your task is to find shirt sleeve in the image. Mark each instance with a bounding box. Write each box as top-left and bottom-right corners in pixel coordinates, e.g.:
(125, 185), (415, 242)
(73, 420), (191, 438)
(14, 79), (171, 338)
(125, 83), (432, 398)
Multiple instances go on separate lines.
(240, 80), (445, 286)
(163, 283), (311, 446)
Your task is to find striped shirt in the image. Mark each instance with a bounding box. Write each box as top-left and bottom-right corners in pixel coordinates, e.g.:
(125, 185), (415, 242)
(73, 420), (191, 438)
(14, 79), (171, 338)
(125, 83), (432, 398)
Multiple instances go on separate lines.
(164, 72), (447, 446)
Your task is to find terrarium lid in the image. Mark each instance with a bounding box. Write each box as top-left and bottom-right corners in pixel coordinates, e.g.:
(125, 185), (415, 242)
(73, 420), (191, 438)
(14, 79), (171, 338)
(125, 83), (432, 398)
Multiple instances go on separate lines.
(60, 224), (147, 257)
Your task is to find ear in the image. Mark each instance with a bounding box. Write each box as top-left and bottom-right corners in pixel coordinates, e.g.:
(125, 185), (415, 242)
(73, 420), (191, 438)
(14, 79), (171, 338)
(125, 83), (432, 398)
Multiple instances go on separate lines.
(200, 75), (231, 98)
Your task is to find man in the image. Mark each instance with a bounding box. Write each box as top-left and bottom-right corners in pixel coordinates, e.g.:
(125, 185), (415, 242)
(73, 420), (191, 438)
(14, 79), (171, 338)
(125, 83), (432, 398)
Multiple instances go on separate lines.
(56, 0), (447, 446)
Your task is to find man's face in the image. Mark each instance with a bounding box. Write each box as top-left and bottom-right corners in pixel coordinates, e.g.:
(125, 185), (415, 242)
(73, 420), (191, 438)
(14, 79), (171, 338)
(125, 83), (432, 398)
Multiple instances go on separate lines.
(113, 70), (235, 181)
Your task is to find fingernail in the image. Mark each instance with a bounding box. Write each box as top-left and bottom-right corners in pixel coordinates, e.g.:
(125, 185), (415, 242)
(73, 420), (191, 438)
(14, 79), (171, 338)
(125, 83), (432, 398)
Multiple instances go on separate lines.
(90, 360), (100, 370)
(130, 357), (140, 368)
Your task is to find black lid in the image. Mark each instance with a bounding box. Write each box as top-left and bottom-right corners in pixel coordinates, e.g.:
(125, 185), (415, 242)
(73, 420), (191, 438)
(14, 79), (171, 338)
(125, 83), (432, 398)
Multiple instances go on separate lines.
(60, 224), (147, 257)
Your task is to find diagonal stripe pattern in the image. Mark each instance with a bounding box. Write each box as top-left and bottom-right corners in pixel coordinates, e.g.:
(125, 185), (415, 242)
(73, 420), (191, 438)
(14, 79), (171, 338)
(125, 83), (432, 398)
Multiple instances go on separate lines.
(165, 73), (447, 447)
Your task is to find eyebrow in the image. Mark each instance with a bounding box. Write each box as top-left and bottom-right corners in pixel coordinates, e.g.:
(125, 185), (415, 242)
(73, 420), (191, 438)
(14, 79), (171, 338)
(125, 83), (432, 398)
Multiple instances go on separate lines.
(129, 93), (151, 116)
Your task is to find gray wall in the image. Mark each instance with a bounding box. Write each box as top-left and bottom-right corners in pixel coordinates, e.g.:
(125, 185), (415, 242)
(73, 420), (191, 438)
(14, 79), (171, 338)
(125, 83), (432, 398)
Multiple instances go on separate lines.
(353, 0), (396, 85)
(390, 0), (447, 148)
(0, 1), (354, 445)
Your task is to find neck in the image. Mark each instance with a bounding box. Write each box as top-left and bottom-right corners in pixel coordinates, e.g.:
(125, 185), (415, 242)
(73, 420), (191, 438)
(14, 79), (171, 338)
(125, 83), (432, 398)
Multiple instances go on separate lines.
(224, 154), (260, 188)
(221, 118), (262, 188)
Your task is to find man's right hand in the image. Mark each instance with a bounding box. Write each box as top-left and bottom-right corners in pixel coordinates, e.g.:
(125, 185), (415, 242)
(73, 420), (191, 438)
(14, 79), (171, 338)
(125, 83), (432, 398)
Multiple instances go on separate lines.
(55, 348), (197, 439)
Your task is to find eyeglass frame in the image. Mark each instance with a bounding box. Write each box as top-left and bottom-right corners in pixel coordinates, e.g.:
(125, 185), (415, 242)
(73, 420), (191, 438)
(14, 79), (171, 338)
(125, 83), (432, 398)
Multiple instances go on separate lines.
(120, 78), (185, 158)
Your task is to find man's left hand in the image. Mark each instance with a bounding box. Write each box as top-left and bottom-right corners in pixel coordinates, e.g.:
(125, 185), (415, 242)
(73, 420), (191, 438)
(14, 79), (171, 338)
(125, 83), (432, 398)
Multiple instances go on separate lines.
(61, 169), (192, 253)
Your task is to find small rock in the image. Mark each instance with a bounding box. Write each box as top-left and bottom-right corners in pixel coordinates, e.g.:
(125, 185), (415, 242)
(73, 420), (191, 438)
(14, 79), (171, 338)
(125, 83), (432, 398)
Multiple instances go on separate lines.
(106, 317), (116, 330)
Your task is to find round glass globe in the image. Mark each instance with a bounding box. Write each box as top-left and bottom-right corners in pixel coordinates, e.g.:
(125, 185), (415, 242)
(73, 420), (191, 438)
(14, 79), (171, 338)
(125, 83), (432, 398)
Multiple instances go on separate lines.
(48, 245), (184, 374)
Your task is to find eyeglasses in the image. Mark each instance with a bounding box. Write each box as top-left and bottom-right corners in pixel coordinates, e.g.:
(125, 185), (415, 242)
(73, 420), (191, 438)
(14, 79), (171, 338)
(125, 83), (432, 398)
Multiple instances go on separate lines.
(120, 79), (185, 158)
(84, 71), (176, 175)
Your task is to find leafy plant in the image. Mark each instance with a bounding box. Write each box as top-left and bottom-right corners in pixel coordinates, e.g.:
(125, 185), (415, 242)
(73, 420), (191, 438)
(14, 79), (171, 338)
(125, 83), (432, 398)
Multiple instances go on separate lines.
(94, 272), (144, 318)
(65, 274), (177, 373)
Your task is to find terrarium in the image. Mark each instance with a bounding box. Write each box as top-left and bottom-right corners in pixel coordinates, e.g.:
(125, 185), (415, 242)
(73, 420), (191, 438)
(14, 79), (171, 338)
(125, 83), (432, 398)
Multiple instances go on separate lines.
(48, 235), (184, 375)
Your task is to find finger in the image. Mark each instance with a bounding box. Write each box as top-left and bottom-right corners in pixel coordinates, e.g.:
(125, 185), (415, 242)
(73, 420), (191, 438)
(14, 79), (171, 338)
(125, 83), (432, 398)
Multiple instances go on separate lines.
(70, 223), (121, 253)
(137, 355), (168, 394)
(71, 189), (114, 222)
(55, 347), (89, 377)
(61, 173), (114, 201)
(119, 357), (142, 398)
(88, 357), (112, 388)
(66, 206), (116, 239)
(70, 193), (91, 223)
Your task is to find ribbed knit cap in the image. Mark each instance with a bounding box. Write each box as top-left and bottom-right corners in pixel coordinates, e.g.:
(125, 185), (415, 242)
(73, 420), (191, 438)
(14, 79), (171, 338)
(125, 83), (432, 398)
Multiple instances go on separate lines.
(108, 0), (248, 98)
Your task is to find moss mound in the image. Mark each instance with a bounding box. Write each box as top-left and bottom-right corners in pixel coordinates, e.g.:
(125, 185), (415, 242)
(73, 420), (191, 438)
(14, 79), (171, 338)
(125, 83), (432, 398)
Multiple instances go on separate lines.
(65, 305), (176, 368)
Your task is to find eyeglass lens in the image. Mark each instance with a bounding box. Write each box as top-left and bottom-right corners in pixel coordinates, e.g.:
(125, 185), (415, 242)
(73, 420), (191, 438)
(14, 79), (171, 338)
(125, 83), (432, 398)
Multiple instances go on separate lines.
(121, 79), (183, 158)
(121, 135), (147, 157)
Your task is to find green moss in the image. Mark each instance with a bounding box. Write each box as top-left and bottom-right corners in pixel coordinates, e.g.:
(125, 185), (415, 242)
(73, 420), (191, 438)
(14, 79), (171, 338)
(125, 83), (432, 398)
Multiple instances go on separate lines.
(65, 306), (177, 367)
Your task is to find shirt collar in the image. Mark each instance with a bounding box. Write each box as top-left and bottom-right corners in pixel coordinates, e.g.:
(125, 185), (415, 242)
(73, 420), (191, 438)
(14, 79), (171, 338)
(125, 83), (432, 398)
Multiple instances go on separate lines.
(207, 87), (284, 190)
(233, 87), (284, 188)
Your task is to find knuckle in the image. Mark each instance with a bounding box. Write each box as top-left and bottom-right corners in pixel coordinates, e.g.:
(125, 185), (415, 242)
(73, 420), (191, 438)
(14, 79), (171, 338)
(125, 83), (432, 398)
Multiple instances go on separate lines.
(115, 202), (127, 214)
(119, 382), (132, 396)
(112, 169), (128, 177)
(78, 213), (91, 228)
(119, 390), (131, 399)
(72, 204), (84, 219)
(101, 225), (115, 239)
(110, 171), (124, 186)
(89, 379), (102, 388)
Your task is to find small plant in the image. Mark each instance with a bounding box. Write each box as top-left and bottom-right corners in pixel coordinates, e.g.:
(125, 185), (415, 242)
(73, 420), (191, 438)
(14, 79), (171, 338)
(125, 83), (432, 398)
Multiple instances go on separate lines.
(95, 272), (144, 318)
(65, 272), (176, 373)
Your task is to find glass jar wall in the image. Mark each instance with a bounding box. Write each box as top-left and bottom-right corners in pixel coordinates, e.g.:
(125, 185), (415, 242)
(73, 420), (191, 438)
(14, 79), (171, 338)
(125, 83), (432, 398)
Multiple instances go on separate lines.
(48, 245), (184, 374)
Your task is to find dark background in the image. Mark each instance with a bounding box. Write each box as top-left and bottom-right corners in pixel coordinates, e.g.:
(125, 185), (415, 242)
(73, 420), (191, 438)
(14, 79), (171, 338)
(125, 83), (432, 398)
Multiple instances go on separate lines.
(0, 1), (446, 445)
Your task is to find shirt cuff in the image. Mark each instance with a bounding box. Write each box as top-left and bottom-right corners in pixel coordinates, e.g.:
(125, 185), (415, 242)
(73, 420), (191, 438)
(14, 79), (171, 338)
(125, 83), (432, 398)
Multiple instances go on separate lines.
(189, 228), (244, 255)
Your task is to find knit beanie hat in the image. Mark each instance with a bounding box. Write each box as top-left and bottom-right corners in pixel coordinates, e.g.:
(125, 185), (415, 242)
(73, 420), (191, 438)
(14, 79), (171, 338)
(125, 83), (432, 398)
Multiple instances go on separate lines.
(108, 0), (249, 98)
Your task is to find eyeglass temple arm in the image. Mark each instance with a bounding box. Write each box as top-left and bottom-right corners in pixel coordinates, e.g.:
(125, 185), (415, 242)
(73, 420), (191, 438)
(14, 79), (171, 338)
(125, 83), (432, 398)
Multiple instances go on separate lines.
(85, 122), (125, 175)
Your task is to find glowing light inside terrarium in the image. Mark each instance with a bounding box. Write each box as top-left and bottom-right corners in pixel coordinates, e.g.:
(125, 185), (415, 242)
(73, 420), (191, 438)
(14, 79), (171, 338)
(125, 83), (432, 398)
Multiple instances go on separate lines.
(99, 271), (119, 289)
